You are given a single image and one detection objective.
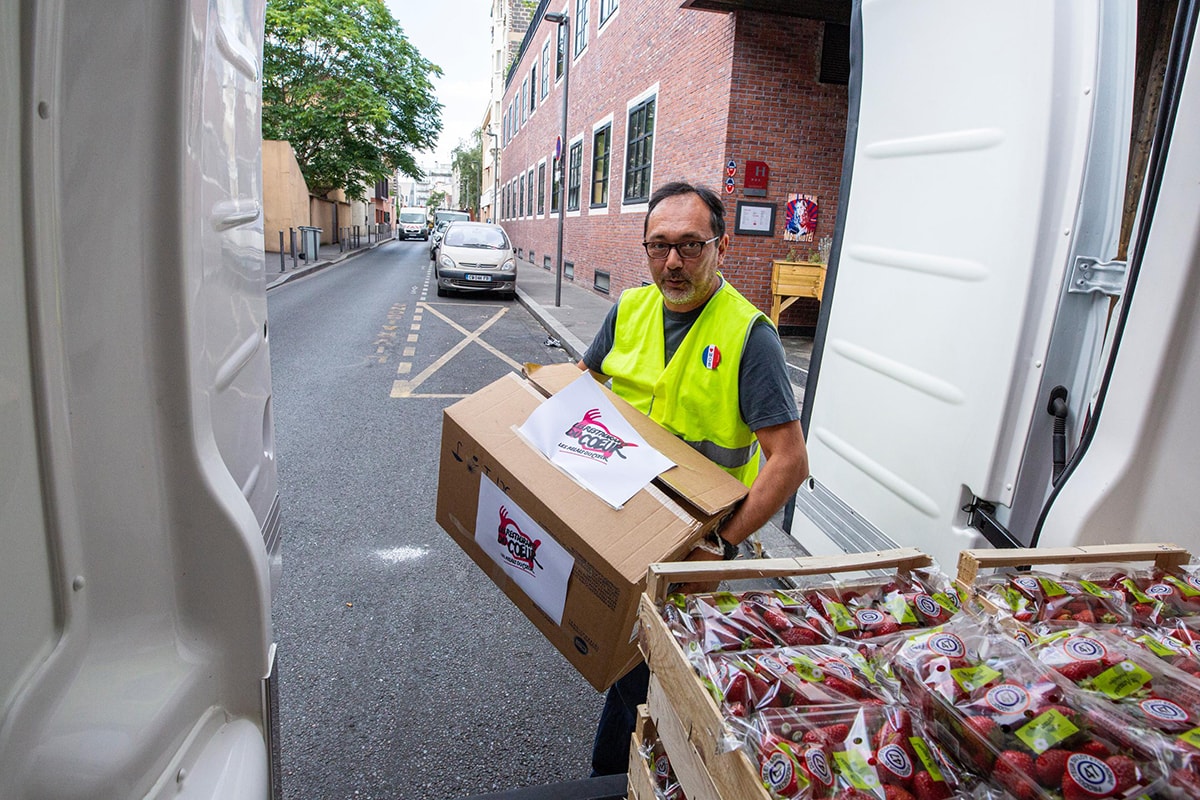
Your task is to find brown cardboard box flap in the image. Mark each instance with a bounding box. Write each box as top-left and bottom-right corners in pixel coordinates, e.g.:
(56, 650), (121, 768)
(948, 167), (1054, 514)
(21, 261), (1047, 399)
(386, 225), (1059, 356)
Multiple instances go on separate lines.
(523, 362), (748, 516)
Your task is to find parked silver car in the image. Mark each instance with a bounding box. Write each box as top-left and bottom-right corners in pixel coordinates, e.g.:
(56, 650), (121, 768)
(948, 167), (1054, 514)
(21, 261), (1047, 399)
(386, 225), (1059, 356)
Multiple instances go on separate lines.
(434, 222), (516, 299)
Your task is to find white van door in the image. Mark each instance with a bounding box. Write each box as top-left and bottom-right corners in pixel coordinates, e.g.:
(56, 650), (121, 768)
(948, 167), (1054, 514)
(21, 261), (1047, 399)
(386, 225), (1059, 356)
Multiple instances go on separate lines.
(0, 1), (278, 798)
(792, 0), (1135, 569)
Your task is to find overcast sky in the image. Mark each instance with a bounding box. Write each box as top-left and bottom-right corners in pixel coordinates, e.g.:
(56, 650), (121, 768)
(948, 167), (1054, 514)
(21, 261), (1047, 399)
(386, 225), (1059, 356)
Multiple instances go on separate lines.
(384, 0), (493, 168)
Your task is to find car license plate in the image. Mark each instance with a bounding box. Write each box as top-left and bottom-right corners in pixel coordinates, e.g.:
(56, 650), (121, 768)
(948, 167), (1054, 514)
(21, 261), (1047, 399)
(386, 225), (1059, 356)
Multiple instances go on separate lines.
(465, 274), (491, 282)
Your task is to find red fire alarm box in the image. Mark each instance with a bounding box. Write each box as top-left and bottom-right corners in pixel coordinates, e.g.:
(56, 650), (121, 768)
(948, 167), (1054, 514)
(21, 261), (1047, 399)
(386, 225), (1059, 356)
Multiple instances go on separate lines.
(745, 161), (769, 196)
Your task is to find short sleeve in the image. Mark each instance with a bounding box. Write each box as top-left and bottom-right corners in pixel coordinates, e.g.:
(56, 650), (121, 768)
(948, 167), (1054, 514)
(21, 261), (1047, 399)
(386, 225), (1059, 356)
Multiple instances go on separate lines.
(738, 319), (800, 431)
(582, 303), (620, 373)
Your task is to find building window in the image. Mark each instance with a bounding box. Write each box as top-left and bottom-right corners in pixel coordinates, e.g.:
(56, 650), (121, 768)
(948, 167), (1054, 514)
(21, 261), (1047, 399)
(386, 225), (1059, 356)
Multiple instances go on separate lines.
(551, 154), (561, 213)
(564, 261), (574, 280)
(544, 255), (552, 271)
(527, 168), (535, 217)
(537, 163), (546, 215)
(594, 269), (610, 294)
(624, 96), (655, 203)
(820, 23), (851, 85)
(556, 24), (566, 80)
(591, 123), (610, 207)
(529, 66), (537, 112)
(519, 173), (526, 216)
(541, 41), (550, 98)
(567, 141), (582, 211)
(599, 0), (618, 25)
(521, 80), (528, 122)
(574, 0), (589, 56)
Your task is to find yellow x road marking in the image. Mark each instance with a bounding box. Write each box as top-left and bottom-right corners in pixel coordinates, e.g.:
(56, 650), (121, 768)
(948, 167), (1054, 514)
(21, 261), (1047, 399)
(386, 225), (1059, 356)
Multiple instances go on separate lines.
(390, 302), (523, 398)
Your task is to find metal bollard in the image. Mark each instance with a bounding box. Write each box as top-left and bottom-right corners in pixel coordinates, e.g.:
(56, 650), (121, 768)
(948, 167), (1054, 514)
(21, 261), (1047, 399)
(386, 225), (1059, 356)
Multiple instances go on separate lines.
(279, 231), (285, 272)
(289, 228), (298, 269)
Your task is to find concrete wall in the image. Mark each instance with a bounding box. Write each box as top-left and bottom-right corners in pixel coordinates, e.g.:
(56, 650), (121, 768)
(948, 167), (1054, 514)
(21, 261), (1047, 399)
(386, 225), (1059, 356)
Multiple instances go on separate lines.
(262, 140), (310, 253)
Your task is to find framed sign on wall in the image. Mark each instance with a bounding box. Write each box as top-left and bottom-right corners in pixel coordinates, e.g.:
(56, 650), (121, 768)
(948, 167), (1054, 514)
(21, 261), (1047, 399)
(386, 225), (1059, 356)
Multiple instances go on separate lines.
(734, 200), (776, 236)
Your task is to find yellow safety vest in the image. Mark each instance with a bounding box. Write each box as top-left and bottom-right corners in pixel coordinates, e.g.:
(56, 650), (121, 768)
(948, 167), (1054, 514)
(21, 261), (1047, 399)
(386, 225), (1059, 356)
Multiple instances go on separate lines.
(602, 280), (765, 487)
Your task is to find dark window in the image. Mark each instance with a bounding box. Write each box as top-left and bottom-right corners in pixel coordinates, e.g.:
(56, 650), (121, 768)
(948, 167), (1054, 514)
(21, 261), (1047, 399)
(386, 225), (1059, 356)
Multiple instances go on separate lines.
(820, 23), (851, 85)
(574, 0), (589, 55)
(551, 154), (561, 213)
(567, 141), (582, 211)
(624, 97), (655, 203)
(529, 67), (537, 112)
(521, 80), (528, 122)
(537, 164), (546, 214)
(519, 174), (526, 216)
(544, 255), (552, 271)
(556, 24), (565, 80)
(541, 42), (550, 98)
(593, 269), (610, 294)
(527, 169), (535, 216)
(599, 0), (617, 25)
(564, 261), (575, 280)
(590, 124), (610, 207)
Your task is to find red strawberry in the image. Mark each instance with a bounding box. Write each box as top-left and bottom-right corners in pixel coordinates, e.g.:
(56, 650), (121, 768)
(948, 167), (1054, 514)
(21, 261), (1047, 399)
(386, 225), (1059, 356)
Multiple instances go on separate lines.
(912, 771), (951, 800)
(781, 626), (820, 646)
(1056, 660), (1104, 682)
(1073, 609), (1096, 623)
(1080, 740), (1110, 758)
(761, 607), (792, 632)
(884, 786), (917, 800)
(876, 620), (902, 636)
(1105, 755), (1138, 791)
(994, 751), (1037, 800)
(1035, 749), (1070, 788)
(802, 723), (849, 745)
(823, 674), (864, 699)
(963, 715), (1000, 744)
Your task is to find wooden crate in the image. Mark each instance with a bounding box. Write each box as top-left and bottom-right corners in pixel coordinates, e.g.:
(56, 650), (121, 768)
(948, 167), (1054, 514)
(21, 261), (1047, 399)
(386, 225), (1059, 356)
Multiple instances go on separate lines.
(639, 548), (934, 800)
(956, 542), (1192, 588)
(627, 706), (657, 800)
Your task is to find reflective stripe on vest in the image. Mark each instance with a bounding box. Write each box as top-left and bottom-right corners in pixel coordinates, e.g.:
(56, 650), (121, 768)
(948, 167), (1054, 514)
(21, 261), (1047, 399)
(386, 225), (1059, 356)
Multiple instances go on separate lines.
(602, 280), (765, 487)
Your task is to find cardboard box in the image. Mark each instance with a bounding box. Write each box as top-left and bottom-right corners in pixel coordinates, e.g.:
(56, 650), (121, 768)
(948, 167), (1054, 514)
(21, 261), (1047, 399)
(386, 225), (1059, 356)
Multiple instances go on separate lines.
(435, 364), (748, 691)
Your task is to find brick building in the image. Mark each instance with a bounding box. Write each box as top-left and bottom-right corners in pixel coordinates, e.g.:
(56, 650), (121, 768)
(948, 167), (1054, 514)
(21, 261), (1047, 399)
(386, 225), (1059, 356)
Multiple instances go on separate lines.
(496, 0), (850, 328)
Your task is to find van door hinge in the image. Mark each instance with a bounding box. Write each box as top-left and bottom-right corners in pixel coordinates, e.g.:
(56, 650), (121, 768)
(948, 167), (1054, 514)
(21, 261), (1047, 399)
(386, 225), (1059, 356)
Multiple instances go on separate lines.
(964, 500), (1022, 549)
(1068, 256), (1127, 296)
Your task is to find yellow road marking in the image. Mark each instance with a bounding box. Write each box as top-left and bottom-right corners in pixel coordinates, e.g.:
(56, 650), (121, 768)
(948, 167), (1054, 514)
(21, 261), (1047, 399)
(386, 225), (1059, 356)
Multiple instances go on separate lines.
(397, 362), (412, 374)
(390, 303), (519, 398)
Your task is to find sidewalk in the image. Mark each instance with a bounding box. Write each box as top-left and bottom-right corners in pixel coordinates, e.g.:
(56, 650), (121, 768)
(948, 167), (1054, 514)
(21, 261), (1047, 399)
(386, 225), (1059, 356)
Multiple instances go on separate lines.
(264, 235), (392, 290)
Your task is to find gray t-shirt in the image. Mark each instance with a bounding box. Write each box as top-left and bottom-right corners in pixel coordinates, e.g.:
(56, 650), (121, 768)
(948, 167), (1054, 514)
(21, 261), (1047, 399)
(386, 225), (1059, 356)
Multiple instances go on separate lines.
(582, 296), (799, 432)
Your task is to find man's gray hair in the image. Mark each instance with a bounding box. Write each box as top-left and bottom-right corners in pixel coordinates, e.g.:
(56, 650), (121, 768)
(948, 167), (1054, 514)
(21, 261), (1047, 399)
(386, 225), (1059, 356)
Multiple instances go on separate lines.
(645, 182), (725, 238)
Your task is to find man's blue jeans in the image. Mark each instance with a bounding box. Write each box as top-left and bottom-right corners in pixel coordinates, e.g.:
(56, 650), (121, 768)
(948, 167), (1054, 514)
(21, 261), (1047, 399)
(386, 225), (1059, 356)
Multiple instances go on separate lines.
(590, 661), (649, 776)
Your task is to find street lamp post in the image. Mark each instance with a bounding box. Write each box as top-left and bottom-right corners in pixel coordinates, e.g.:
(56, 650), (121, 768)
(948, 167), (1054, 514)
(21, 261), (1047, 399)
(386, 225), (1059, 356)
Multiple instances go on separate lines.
(486, 128), (499, 224)
(543, 10), (569, 308)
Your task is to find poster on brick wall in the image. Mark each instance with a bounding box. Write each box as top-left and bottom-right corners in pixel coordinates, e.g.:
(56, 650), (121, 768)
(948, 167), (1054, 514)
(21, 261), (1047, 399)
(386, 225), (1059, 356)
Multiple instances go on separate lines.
(784, 193), (819, 243)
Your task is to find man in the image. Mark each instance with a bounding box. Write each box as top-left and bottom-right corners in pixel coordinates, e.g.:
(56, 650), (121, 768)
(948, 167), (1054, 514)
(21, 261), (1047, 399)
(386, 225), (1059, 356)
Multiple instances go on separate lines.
(580, 181), (809, 775)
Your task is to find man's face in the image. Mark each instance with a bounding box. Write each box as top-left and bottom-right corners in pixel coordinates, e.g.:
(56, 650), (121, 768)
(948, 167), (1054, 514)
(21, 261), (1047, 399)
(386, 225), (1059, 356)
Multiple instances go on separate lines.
(644, 193), (726, 313)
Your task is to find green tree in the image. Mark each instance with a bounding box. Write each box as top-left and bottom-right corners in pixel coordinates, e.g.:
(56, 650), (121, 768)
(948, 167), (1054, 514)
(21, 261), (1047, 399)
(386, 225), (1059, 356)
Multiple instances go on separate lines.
(426, 190), (446, 212)
(452, 128), (483, 219)
(263, 0), (442, 199)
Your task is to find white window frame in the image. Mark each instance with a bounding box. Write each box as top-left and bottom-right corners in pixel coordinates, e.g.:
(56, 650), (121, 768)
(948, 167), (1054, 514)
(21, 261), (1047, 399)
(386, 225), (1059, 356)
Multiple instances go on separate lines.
(621, 83), (659, 213)
(566, 132), (584, 218)
(588, 113), (614, 215)
(598, 0), (619, 32)
(573, 0), (589, 61)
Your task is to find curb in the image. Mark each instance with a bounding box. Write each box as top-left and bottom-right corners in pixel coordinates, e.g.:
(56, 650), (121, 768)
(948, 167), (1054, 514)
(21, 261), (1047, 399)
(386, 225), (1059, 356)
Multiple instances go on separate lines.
(514, 287), (589, 362)
(265, 238), (393, 291)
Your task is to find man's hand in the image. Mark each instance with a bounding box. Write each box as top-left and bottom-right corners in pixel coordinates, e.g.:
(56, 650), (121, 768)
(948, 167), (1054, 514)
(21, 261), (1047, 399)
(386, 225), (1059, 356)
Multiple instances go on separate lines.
(675, 545), (723, 595)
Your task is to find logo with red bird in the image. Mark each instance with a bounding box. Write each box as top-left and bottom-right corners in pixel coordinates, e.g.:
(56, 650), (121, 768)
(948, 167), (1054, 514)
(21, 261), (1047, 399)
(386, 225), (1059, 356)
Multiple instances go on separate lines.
(562, 408), (638, 462)
(496, 505), (542, 574)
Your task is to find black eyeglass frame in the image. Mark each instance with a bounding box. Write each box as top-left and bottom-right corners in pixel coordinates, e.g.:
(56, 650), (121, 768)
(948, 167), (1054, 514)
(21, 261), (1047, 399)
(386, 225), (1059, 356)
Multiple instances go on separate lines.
(641, 235), (721, 260)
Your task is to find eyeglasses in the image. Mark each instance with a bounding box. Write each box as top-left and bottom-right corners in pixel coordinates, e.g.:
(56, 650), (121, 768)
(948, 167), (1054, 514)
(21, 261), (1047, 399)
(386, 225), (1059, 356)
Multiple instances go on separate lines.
(642, 235), (720, 260)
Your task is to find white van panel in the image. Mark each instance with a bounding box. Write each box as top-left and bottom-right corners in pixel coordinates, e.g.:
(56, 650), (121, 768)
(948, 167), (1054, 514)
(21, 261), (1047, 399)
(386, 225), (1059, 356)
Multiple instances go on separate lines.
(1040, 45), (1200, 553)
(800, 0), (1117, 569)
(0, 1), (274, 797)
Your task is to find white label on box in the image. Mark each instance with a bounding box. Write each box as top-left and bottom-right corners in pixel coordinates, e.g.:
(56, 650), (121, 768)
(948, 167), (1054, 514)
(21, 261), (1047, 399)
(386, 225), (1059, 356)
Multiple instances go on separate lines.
(474, 475), (574, 625)
(517, 373), (674, 508)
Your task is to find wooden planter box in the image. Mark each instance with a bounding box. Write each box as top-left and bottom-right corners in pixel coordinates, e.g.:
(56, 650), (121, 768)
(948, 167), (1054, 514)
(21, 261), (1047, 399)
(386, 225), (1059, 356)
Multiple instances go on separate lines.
(769, 259), (826, 327)
(638, 548), (934, 800)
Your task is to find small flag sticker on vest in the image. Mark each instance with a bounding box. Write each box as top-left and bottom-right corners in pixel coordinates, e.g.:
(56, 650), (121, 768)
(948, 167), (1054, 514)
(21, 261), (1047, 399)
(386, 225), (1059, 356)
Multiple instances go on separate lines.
(702, 344), (721, 369)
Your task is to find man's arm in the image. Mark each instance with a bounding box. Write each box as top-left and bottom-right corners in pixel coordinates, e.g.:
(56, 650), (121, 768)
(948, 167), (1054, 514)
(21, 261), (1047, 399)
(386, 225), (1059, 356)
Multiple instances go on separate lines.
(713, 419), (809, 547)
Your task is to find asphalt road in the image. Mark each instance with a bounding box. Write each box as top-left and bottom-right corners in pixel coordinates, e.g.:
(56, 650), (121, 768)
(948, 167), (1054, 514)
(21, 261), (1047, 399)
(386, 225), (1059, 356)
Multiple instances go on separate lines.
(266, 240), (601, 799)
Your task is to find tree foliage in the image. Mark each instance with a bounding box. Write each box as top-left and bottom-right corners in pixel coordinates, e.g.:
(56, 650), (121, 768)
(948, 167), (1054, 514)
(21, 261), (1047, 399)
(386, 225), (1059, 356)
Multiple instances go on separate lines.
(426, 190), (446, 212)
(452, 128), (483, 219)
(263, 0), (442, 199)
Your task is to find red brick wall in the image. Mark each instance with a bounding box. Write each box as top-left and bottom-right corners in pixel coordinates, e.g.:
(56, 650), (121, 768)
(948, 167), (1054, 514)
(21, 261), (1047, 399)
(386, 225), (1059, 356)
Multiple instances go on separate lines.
(722, 13), (848, 328)
(498, 3), (846, 328)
